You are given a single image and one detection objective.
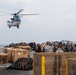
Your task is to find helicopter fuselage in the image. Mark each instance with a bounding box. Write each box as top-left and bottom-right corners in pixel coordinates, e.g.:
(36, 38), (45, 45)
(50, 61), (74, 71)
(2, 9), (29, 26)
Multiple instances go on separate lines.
(7, 20), (21, 25)
(7, 15), (21, 29)
(7, 20), (21, 29)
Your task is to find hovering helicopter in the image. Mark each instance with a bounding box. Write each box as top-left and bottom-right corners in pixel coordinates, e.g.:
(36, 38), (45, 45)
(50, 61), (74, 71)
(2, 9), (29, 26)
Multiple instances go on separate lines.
(1, 9), (38, 29)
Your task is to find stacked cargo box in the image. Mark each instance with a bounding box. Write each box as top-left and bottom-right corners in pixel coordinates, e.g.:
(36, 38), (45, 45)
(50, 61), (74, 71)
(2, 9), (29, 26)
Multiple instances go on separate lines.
(17, 46), (31, 50)
(3, 46), (30, 63)
(34, 52), (59, 75)
(33, 52), (76, 75)
(12, 49), (30, 63)
(0, 53), (8, 64)
(3, 47), (13, 62)
(68, 58), (76, 75)
(59, 52), (76, 75)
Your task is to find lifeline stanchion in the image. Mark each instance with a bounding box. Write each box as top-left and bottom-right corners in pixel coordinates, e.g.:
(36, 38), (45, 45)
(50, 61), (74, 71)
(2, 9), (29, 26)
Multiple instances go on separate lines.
(66, 59), (68, 75)
(41, 55), (45, 75)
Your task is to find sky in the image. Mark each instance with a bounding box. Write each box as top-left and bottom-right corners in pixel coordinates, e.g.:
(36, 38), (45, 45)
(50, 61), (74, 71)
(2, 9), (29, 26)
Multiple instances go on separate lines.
(0, 0), (76, 44)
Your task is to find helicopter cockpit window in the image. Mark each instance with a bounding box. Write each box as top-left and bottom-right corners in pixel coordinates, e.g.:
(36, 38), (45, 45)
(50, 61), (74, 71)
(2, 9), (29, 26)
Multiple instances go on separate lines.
(13, 15), (21, 21)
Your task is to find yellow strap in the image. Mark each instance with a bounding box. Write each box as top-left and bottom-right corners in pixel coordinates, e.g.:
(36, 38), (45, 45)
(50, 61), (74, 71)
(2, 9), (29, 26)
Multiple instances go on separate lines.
(41, 55), (45, 75)
(66, 59), (68, 75)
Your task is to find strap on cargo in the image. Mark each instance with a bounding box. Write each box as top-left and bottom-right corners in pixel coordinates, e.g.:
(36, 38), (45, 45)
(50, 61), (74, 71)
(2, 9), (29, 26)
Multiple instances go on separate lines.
(22, 61), (24, 70)
(66, 59), (68, 75)
(41, 55), (45, 75)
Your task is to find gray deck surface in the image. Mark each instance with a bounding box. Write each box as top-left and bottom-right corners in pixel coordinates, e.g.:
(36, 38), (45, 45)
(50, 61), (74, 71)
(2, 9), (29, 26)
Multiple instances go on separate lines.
(0, 70), (33, 75)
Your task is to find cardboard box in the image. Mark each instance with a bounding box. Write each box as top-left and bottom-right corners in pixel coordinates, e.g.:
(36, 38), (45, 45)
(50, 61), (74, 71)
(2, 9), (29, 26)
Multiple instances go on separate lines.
(3, 48), (13, 62)
(12, 49), (30, 63)
(0, 53), (3, 64)
(17, 46), (31, 50)
(0, 53), (8, 64)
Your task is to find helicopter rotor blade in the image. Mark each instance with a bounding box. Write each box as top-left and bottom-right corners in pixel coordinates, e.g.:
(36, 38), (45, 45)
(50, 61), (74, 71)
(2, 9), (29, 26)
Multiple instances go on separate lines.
(0, 11), (11, 15)
(0, 10), (39, 16)
(19, 14), (39, 16)
(11, 9), (23, 15)
(16, 9), (23, 15)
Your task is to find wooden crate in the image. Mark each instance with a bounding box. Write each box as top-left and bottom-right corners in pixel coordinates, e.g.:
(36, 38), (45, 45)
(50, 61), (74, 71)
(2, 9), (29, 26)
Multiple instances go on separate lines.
(33, 52), (76, 75)
(34, 52), (59, 75)
(59, 52), (76, 75)
(68, 58), (76, 75)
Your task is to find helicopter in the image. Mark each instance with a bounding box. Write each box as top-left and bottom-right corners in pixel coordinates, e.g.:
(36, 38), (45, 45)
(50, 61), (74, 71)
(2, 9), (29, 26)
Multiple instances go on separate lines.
(1, 9), (38, 29)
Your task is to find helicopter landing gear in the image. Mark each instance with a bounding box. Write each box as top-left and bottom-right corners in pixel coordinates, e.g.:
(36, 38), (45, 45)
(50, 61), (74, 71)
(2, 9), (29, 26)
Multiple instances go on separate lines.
(17, 25), (19, 29)
(9, 26), (11, 28)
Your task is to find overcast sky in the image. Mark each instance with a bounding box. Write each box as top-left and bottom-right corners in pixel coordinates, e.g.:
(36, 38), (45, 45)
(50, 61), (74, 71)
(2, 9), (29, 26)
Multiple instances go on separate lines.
(0, 0), (76, 44)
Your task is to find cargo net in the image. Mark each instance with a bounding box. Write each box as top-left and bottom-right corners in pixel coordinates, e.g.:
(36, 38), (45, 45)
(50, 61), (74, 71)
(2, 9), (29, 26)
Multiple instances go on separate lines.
(5, 57), (33, 70)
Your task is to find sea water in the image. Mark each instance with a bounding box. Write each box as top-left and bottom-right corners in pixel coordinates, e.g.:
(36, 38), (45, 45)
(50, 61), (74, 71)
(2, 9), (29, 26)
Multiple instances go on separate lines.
(0, 45), (6, 53)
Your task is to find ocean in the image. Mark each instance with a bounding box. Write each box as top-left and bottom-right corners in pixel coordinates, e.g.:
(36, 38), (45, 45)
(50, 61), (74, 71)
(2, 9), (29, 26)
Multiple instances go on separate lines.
(0, 45), (5, 53)
(0, 48), (3, 53)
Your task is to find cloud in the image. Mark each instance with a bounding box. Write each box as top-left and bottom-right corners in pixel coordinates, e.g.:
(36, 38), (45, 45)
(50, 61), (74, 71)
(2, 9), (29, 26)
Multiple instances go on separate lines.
(64, 14), (76, 19)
